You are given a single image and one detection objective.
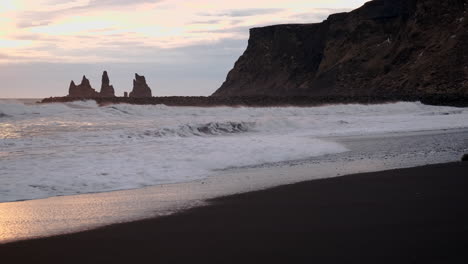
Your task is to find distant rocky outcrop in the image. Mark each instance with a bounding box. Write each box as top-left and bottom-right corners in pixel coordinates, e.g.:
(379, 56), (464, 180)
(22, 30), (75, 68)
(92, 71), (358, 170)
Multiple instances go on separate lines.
(213, 0), (467, 97)
(68, 71), (116, 98)
(99, 71), (115, 97)
(42, 94), (468, 107)
(68, 76), (99, 98)
(129, 73), (152, 98)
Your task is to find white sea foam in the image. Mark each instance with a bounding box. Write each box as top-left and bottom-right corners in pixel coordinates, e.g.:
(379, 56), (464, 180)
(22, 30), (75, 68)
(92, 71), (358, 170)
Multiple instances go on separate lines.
(1, 100), (467, 202)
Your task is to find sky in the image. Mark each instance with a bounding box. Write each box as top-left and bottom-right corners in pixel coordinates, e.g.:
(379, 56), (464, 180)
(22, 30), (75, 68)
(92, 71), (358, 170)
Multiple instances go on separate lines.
(0, 0), (369, 98)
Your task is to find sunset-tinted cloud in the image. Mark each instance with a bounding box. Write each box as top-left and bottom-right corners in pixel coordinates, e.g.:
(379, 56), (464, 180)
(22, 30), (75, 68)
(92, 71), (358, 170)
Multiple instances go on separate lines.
(0, 0), (368, 97)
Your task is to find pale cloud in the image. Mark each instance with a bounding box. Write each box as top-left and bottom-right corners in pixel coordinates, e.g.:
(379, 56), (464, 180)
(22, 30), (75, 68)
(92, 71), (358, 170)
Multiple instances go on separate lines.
(199, 8), (285, 17)
(0, 38), (33, 48)
(1, 0), (369, 64)
(16, 0), (163, 29)
(45, 0), (80, 4)
(17, 20), (52, 28)
(88, 0), (158, 7)
(10, 33), (59, 41)
(0, 53), (11, 59)
(191, 19), (223, 25)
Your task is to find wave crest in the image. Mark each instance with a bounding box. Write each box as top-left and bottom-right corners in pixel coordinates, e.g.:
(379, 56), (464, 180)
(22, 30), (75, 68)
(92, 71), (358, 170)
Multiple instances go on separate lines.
(139, 121), (254, 138)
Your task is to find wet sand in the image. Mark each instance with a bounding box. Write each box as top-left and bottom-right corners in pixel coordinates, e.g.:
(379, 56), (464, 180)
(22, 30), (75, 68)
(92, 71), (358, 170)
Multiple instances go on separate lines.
(1, 162), (467, 263)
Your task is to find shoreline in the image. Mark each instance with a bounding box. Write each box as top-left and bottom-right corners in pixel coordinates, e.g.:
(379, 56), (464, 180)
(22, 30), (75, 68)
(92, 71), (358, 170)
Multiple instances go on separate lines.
(40, 95), (468, 107)
(1, 127), (465, 205)
(0, 128), (466, 243)
(1, 161), (467, 263)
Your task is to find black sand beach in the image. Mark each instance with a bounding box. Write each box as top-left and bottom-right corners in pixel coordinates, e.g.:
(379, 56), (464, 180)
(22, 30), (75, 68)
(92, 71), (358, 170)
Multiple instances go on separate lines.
(1, 162), (468, 263)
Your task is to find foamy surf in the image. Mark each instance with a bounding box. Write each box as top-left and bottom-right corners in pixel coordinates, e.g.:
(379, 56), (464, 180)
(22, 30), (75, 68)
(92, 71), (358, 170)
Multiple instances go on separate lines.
(0, 100), (467, 202)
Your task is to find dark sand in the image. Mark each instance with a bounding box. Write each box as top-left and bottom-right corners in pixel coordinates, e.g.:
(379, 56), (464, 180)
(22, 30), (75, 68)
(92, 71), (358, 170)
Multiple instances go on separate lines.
(1, 162), (468, 263)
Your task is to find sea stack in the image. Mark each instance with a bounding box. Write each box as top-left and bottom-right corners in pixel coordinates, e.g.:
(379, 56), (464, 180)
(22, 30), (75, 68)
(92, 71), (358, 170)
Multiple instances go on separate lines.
(129, 73), (152, 98)
(99, 71), (115, 97)
(68, 75), (99, 98)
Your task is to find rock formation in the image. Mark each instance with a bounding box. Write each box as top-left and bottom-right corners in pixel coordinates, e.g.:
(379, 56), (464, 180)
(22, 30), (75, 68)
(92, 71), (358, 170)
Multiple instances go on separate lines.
(99, 71), (115, 97)
(129, 73), (152, 98)
(213, 0), (467, 97)
(68, 75), (99, 98)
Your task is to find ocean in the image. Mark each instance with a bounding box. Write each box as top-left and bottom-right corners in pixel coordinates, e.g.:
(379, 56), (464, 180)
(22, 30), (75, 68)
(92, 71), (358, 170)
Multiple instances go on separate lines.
(1, 99), (467, 203)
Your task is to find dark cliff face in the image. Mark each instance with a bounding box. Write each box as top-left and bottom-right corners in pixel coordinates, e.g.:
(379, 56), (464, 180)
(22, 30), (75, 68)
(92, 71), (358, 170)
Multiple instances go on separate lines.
(213, 0), (468, 97)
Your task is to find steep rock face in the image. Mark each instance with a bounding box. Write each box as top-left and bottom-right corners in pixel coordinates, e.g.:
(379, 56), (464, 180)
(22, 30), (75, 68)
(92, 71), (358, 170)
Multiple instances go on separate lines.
(129, 73), (152, 98)
(99, 71), (115, 97)
(213, 0), (467, 97)
(68, 76), (99, 98)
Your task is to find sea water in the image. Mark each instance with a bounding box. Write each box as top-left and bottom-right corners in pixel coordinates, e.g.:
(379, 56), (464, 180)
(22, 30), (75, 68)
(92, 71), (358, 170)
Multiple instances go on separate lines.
(1, 100), (467, 202)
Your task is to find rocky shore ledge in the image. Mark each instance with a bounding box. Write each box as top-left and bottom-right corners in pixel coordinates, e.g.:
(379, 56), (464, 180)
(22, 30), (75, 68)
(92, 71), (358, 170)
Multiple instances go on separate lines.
(41, 94), (468, 107)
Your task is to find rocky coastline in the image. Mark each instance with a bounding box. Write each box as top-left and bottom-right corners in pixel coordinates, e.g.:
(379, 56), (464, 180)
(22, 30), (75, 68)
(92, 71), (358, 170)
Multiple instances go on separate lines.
(41, 94), (468, 107)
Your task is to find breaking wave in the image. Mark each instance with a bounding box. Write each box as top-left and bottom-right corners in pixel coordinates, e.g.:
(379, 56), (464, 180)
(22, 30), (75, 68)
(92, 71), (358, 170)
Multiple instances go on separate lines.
(419, 110), (464, 116)
(138, 121), (255, 138)
(1, 99), (467, 202)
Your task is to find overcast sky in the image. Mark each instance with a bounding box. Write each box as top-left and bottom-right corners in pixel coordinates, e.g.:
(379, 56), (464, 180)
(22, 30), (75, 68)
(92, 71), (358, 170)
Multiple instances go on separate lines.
(0, 0), (368, 98)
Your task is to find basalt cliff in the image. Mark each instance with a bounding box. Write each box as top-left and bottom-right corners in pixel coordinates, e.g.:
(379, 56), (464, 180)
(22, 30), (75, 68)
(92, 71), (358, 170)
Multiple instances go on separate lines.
(213, 0), (468, 97)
